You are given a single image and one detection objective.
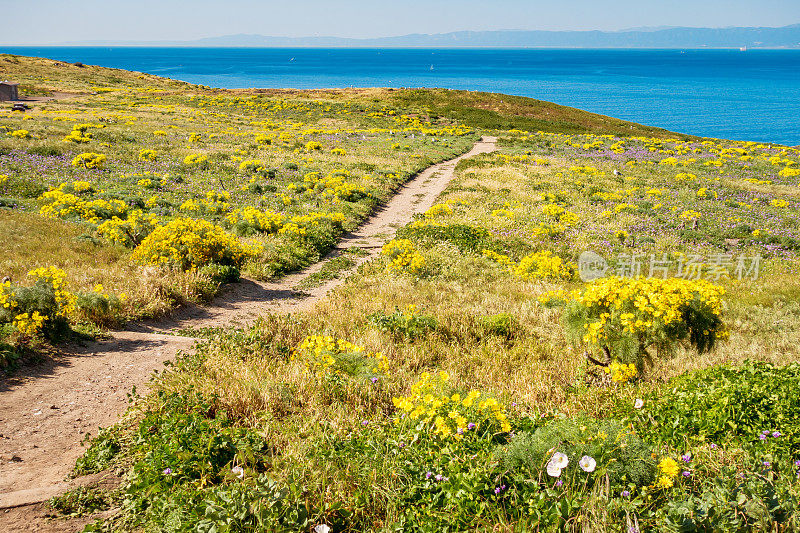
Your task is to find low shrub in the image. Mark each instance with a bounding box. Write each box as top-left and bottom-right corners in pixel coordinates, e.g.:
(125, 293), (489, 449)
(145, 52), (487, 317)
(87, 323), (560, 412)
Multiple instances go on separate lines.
(367, 305), (438, 341)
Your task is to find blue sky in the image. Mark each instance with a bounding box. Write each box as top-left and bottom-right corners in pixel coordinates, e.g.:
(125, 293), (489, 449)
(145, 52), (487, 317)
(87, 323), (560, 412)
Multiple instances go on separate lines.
(1, 0), (799, 44)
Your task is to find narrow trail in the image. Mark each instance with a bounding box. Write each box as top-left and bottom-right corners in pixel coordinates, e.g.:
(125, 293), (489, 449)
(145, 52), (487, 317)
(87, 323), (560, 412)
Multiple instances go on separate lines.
(0, 136), (496, 522)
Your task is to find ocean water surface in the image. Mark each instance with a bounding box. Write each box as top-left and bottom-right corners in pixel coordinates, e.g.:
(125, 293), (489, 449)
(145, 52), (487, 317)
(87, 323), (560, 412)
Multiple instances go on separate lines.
(3, 47), (799, 145)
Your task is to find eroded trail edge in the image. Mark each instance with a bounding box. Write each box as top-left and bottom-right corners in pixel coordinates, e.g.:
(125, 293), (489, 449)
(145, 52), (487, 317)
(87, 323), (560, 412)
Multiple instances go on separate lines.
(0, 136), (496, 512)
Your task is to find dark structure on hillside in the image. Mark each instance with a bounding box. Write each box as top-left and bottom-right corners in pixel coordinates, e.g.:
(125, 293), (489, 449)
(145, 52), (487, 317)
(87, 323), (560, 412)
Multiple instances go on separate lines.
(0, 82), (20, 101)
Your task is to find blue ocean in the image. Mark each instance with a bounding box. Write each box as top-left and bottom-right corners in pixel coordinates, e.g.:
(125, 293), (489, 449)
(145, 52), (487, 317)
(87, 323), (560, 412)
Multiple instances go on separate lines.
(3, 47), (800, 145)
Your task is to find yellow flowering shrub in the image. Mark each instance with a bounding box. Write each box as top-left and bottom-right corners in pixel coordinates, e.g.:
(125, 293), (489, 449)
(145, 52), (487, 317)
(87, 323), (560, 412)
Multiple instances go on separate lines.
(138, 149), (158, 161)
(514, 251), (574, 281)
(604, 361), (637, 383)
(71, 153), (107, 169)
(96, 210), (161, 247)
(13, 311), (47, 336)
(292, 335), (388, 377)
(392, 371), (511, 441)
(131, 218), (261, 270)
(10, 129), (30, 139)
(424, 203), (453, 218)
(183, 154), (208, 166)
(566, 277), (727, 371)
(225, 207), (285, 235)
(382, 239), (425, 275)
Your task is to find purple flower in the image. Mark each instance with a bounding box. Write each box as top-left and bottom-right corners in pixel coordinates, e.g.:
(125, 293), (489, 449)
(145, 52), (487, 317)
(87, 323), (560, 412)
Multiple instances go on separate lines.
(772, 431), (782, 438)
(494, 484), (507, 494)
(457, 427), (464, 434)
(163, 468), (172, 475)
(361, 420), (369, 426)
(759, 434), (768, 440)
(621, 490), (631, 498)
(555, 479), (563, 487)
(710, 443), (718, 449)
(467, 422), (476, 430)
(682, 471), (691, 477)
(398, 442), (405, 448)
(794, 460), (800, 467)
(681, 453), (691, 463)
(763, 461), (771, 469)
(435, 474), (443, 481)
(425, 471), (433, 479)
(370, 377), (378, 384)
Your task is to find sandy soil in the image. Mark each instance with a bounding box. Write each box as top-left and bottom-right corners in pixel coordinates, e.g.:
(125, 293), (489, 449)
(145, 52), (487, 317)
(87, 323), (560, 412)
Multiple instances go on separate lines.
(0, 137), (496, 530)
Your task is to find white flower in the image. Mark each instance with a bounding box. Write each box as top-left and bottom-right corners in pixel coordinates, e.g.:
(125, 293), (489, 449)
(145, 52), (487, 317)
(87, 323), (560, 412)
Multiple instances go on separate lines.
(546, 462), (563, 477)
(231, 466), (244, 479)
(579, 455), (596, 472)
(549, 452), (569, 469)
(634, 398), (644, 409)
(547, 451), (569, 476)
(313, 526), (331, 533)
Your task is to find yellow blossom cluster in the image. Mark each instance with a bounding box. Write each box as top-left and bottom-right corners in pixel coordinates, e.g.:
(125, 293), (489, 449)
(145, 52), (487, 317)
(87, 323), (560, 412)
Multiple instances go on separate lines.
(130, 218), (261, 270)
(392, 371), (511, 440)
(604, 361), (637, 383)
(292, 334), (388, 375)
(71, 152), (107, 169)
(574, 276), (725, 346)
(382, 239), (425, 275)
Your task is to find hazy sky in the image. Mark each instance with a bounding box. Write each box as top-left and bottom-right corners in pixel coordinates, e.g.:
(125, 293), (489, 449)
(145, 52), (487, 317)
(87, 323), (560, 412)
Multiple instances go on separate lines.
(1, 0), (799, 44)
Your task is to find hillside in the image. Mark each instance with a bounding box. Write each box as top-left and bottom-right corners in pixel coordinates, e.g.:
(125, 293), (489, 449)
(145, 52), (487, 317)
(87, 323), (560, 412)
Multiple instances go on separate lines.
(1, 56), (799, 532)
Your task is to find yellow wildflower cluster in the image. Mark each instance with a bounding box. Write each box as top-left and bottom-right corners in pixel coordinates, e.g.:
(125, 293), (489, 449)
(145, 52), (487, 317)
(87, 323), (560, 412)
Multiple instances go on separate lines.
(27, 266), (74, 317)
(392, 371), (511, 440)
(424, 203), (453, 218)
(10, 129), (31, 139)
(95, 210), (161, 247)
(225, 206), (285, 234)
(130, 218), (261, 270)
(183, 154), (208, 166)
(679, 210), (702, 221)
(292, 334), (388, 375)
(656, 457), (680, 489)
(514, 251), (574, 281)
(604, 361), (637, 383)
(239, 159), (266, 173)
(71, 153), (107, 169)
(382, 239), (425, 275)
(39, 183), (127, 223)
(180, 190), (231, 215)
(0, 281), (17, 311)
(138, 149), (158, 161)
(13, 311), (47, 336)
(574, 277), (725, 345)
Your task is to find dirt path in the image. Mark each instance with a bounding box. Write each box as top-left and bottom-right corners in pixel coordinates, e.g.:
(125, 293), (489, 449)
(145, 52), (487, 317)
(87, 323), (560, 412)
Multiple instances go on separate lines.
(0, 136), (496, 528)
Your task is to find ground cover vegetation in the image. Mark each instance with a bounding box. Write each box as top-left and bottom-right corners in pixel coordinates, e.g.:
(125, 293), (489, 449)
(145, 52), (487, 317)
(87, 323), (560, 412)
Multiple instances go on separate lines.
(3, 54), (800, 531)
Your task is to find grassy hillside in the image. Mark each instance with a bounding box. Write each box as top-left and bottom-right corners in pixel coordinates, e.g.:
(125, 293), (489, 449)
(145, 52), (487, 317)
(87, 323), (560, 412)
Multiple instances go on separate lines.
(2, 55), (800, 531)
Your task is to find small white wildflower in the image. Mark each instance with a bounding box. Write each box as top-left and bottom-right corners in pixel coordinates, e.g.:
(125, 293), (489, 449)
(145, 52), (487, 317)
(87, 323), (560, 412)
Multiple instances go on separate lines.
(231, 466), (244, 479)
(579, 455), (597, 473)
(313, 525), (331, 533)
(634, 398), (644, 409)
(547, 451), (568, 476)
(546, 462), (563, 477)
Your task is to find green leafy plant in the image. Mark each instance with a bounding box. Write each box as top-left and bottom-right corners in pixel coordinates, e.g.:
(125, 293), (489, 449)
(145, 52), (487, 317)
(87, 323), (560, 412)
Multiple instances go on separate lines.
(367, 305), (438, 341)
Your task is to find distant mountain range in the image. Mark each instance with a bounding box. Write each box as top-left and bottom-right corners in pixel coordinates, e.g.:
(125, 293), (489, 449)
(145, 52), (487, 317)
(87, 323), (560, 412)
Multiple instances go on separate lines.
(57, 24), (800, 49)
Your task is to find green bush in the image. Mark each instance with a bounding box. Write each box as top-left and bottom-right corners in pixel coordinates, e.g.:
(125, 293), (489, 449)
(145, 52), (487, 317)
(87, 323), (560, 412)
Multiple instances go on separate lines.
(619, 361), (800, 454)
(397, 223), (492, 253)
(495, 417), (656, 489)
(367, 305), (438, 341)
(480, 312), (520, 341)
